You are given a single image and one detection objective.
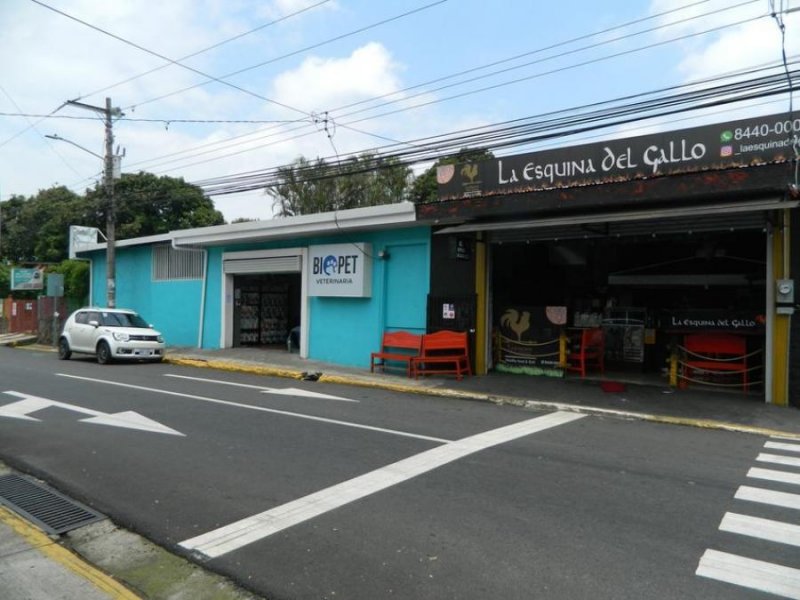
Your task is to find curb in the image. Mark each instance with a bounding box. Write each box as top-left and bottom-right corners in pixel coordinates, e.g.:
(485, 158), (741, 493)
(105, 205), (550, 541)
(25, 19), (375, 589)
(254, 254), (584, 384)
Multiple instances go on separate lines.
(166, 357), (305, 380)
(164, 355), (800, 440)
(0, 506), (140, 599)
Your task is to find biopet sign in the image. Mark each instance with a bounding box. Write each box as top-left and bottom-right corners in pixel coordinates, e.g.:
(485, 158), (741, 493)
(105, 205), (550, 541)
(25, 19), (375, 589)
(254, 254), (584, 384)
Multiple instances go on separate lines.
(308, 243), (372, 297)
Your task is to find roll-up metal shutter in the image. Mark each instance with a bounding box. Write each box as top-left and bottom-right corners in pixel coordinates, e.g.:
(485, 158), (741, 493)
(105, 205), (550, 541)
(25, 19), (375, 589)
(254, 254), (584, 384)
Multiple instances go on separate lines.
(433, 198), (798, 244)
(223, 255), (301, 274)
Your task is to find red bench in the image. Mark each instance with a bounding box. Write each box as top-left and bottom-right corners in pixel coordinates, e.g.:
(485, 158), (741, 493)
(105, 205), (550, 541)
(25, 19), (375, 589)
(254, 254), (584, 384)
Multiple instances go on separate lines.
(412, 330), (472, 380)
(370, 331), (422, 377)
(681, 333), (748, 391)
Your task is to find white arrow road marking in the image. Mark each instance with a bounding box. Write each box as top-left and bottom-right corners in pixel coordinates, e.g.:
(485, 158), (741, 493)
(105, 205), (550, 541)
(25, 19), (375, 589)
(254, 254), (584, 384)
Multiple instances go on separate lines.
(179, 411), (585, 559)
(57, 373), (446, 443)
(1, 391), (184, 436)
(0, 396), (53, 421)
(163, 374), (358, 402)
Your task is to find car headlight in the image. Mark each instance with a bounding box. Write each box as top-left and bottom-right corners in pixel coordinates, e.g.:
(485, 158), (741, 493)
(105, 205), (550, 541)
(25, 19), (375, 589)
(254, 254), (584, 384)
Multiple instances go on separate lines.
(112, 332), (130, 342)
(157, 335), (164, 343)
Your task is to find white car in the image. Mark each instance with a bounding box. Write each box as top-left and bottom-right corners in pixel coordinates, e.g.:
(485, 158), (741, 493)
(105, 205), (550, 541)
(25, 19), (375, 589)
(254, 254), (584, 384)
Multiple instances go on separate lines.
(58, 308), (165, 364)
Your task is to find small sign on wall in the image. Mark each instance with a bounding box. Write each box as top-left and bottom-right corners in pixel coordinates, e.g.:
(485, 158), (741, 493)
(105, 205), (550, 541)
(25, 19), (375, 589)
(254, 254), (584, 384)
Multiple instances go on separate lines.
(449, 237), (471, 261)
(308, 243), (372, 297)
(442, 303), (456, 319)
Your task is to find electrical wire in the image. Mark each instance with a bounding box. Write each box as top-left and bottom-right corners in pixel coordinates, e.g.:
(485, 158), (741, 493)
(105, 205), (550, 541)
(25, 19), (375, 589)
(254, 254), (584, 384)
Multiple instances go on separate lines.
(121, 0), (450, 112)
(191, 68), (799, 196)
(75, 0), (333, 102)
(29, 0), (316, 120)
(0, 86), (82, 177)
(28, 0), (446, 157)
(126, 1), (761, 175)
(139, 13), (775, 178)
(32, 1), (786, 199)
(108, 0), (760, 185)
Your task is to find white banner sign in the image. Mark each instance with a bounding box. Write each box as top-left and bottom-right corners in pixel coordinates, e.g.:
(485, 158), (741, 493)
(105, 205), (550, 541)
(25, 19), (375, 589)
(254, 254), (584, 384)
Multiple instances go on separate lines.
(308, 243), (372, 297)
(69, 225), (100, 259)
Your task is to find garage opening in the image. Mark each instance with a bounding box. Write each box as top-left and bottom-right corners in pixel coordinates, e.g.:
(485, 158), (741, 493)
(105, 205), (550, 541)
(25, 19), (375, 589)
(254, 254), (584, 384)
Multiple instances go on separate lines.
(233, 273), (302, 348)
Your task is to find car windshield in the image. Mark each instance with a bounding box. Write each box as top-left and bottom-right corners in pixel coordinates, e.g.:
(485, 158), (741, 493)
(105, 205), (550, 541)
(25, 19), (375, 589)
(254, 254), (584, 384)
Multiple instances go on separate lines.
(100, 312), (150, 328)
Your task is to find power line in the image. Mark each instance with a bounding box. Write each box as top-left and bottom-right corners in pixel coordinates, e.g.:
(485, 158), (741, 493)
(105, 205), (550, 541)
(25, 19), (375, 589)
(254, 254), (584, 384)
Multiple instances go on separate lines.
(191, 68), (799, 196)
(124, 0), (742, 173)
(122, 0), (450, 112)
(0, 112), (301, 125)
(138, 12), (773, 177)
(29, 0), (316, 120)
(29, 0), (446, 155)
(76, 0), (333, 102)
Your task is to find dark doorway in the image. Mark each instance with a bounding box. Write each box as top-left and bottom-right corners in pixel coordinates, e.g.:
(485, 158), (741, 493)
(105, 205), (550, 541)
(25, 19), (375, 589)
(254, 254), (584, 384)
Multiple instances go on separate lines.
(233, 273), (301, 347)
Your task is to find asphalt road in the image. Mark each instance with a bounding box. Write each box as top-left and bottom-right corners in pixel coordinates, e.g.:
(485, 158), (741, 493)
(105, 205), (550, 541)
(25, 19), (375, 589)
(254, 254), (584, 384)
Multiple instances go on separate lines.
(0, 347), (798, 600)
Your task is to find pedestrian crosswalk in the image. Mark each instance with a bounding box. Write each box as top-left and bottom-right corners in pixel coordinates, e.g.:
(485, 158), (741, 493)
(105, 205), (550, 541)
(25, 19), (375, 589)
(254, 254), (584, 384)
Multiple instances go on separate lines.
(696, 436), (800, 599)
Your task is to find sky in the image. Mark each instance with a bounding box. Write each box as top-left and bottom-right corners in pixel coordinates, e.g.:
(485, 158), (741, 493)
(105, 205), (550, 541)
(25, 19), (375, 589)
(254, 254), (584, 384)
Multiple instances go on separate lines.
(0, 0), (798, 222)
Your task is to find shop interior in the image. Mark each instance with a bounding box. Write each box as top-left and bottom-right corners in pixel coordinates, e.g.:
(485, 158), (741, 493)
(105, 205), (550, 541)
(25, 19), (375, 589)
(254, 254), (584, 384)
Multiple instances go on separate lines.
(233, 273), (301, 348)
(490, 229), (767, 389)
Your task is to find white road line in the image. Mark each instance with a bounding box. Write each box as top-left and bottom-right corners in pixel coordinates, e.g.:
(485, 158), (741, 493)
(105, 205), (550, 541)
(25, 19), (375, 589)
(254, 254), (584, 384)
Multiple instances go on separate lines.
(766, 441), (800, 453)
(179, 411), (585, 559)
(720, 512), (800, 547)
(757, 453), (800, 468)
(696, 549), (800, 599)
(748, 467), (800, 486)
(163, 374), (359, 403)
(56, 373), (448, 443)
(735, 486), (800, 510)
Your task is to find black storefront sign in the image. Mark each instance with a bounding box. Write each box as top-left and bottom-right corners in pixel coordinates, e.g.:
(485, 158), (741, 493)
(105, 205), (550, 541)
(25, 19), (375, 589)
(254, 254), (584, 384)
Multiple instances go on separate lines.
(437, 112), (799, 200)
(663, 310), (766, 333)
(496, 306), (567, 373)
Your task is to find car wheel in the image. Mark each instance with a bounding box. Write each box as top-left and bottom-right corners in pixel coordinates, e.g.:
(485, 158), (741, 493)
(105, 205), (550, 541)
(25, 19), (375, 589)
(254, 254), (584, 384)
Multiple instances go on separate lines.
(96, 341), (112, 364)
(57, 338), (71, 360)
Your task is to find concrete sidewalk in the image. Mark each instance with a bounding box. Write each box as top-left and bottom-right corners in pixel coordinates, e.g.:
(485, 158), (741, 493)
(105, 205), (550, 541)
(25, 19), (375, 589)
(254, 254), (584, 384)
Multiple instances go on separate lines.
(164, 344), (800, 438)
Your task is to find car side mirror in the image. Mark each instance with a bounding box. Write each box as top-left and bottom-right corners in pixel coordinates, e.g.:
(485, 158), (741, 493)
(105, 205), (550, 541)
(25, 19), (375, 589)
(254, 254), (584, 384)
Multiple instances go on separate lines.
(89, 320), (99, 328)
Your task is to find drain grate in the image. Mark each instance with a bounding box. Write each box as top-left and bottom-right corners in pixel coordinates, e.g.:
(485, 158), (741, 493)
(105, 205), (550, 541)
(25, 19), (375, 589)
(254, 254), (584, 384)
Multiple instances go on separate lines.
(0, 474), (105, 534)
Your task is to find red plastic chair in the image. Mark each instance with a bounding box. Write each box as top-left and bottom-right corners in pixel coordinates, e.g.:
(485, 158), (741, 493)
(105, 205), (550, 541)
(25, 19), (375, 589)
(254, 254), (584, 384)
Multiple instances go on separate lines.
(567, 328), (605, 378)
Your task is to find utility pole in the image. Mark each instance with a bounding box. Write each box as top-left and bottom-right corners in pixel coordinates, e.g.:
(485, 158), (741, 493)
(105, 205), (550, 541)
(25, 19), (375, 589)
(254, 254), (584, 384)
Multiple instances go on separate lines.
(66, 97), (122, 308)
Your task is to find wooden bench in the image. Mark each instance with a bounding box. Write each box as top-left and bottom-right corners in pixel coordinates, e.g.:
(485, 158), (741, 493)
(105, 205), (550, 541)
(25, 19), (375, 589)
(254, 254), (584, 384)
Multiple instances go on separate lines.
(412, 330), (472, 380)
(681, 333), (748, 391)
(370, 331), (422, 377)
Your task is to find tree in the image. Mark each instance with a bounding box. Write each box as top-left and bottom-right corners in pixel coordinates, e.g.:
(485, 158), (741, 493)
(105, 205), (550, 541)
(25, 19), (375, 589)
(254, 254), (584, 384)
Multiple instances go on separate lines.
(1, 174), (224, 266)
(267, 153), (412, 217)
(409, 147), (495, 204)
(51, 260), (90, 305)
(86, 172), (224, 240)
(1, 188), (86, 264)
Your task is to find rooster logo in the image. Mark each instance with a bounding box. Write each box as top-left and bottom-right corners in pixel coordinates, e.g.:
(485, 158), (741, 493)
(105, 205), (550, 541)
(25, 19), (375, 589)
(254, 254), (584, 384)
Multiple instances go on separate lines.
(500, 309), (531, 341)
(461, 163), (479, 183)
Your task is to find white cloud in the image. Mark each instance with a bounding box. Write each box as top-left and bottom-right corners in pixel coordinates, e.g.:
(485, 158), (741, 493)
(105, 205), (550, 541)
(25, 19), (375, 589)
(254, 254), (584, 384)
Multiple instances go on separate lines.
(270, 42), (403, 115)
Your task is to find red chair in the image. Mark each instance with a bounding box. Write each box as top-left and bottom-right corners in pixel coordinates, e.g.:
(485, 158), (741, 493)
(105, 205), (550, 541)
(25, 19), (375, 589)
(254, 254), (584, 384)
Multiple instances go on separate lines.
(567, 328), (605, 378)
(681, 333), (748, 391)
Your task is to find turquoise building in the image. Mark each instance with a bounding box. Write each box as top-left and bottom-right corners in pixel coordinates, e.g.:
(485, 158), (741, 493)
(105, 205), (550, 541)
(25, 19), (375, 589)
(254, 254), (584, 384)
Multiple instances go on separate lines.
(78, 203), (431, 368)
